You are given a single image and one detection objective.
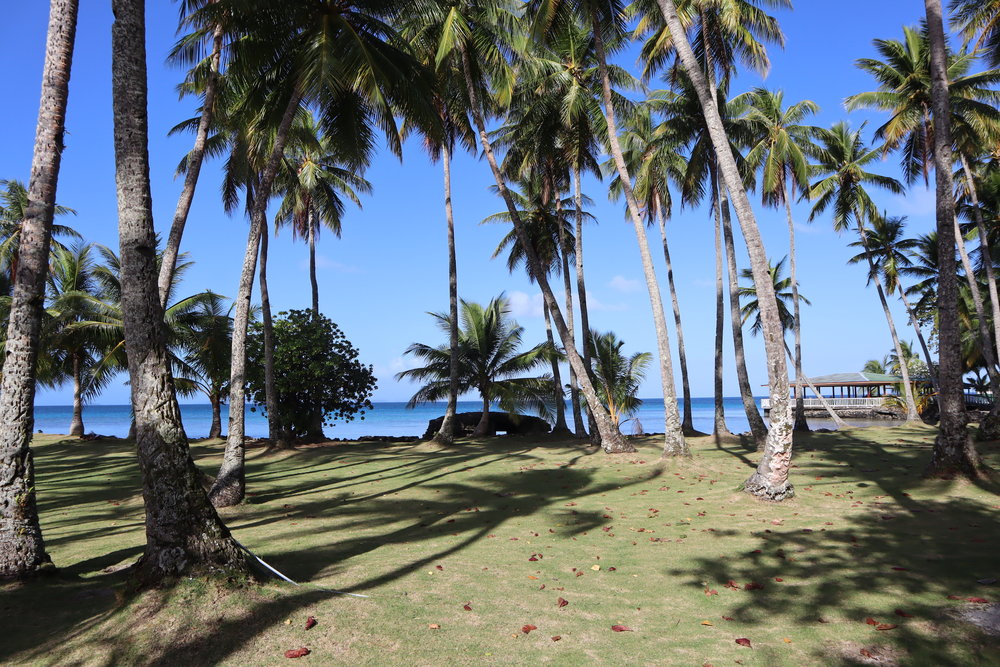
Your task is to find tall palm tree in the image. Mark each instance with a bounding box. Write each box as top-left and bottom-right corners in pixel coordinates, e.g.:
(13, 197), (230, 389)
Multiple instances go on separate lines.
(807, 122), (920, 421)
(175, 291), (236, 440)
(110, 0), (249, 581)
(398, 296), (556, 437)
(0, 179), (80, 283)
(531, 0), (690, 458)
(924, 0), (983, 477)
(274, 111), (372, 317)
(952, 0), (1000, 66)
(588, 330), (651, 431)
(653, 0), (797, 499)
(0, 0), (78, 578)
(741, 87), (819, 431)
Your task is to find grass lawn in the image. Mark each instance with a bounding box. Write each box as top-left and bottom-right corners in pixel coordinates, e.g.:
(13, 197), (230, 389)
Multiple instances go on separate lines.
(2, 423), (999, 666)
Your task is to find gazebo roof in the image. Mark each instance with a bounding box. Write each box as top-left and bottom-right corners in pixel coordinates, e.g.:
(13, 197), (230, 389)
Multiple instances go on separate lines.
(802, 372), (902, 385)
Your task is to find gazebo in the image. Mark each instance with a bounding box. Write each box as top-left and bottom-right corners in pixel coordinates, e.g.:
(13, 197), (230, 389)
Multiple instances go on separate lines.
(760, 372), (931, 416)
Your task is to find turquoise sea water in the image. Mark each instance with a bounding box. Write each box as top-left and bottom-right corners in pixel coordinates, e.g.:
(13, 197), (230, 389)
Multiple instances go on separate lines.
(33, 397), (870, 439)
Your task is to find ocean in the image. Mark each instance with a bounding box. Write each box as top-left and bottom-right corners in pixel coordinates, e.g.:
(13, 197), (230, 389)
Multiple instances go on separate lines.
(33, 397), (874, 440)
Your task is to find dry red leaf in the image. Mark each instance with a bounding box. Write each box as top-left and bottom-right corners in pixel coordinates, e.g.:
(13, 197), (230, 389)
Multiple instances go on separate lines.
(725, 580), (740, 590)
(891, 567), (908, 571)
(893, 609), (913, 618)
(435, 565), (444, 570)
(611, 625), (633, 632)
(285, 648), (311, 659)
(735, 638), (752, 648)
(865, 617), (878, 626)
(557, 597), (569, 608)
(860, 648), (874, 658)
(744, 582), (764, 591)
(722, 616), (734, 621)
(522, 625), (538, 634)
(705, 588), (719, 596)
(463, 604), (472, 612)
(551, 635), (562, 642)
(575, 571), (584, 577)
(947, 595), (964, 600)
(304, 616), (317, 630)
(875, 623), (897, 631)
(774, 577), (784, 582)
(429, 624), (441, 630)
(966, 597), (990, 603)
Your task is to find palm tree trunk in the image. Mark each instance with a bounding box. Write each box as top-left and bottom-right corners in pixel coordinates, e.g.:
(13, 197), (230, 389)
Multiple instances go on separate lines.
(857, 226), (920, 420)
(111, 0), (249, 582)
(924, 0), (982, 477)
(543, 301), (569, 433)
(654, 198), (693, 433)
(433, 142), (459, 444)
(460, 44), (632, 453)
(69, 352), (84, 436)
(308, 210), (319, 317)
(573, 166), (599, 443)
(590, 13), (687, 457)
(558, 194), (585, 437)
(897, 288), (939, 396)
(720, 190), (769, 445)
(259, 220), (281, 446)
(474, 394), (491, 437)
(0, 0), (77, 577)
(209, 394), (222, 439)
(158, 19), (223, 308)
(657, 0), (794, 499)
(783, 342), (848, 428)
(782, 187), (808, 431)
(212, 89), (302, 507)
(711, 170), (731, 438)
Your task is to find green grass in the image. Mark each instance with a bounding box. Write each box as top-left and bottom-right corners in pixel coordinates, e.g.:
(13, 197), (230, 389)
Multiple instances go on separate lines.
(2, 424), (999, 666)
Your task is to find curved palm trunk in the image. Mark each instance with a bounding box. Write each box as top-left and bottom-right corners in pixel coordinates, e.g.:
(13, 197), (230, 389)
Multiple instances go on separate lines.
(211, 90), (301, 507)
(654, 198), (693, 433)
(924, 0), (982, 477)
(308, 212), (319, 317)
(897, 288), (939, 397)
(711, 171), (731, 438)
(558, 198), (584, 436)
(434, 142), (459, 444)
(782, 188), (809, 431)
(112, 0), (249, 582)
(208, 393), (222, 439)
(783, 342), (848, 428)
(258, 221), (281, 446)
(657, 0), (793, 498)
(721, 192), (768, 446)
(544, 301), (570, 433)
(573, 166), (599, 443)
(0, 0), (78, 577)
(460, 46), (631, 453)
(474, 394), (491, 437)
(69, 352), (85, 436)
(857, 227), (920, 420)
(591, 15), (687, 457)
(158, 20), (224, 307)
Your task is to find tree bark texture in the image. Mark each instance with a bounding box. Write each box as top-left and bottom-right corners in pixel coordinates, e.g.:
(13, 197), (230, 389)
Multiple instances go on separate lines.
(544, 302), (570, 433)
(460, 45), (632, 453)
(924, 0), (982, 477)
(655, 198), (694, 432)
(112, 0), (249, 581)
(558, 196), (585, 437)
(209, 394), (222, 439)
(656, 0), (794, 499)
(0, 0), (77, 578)
(308, 211), (320, 317)
(573, 167), (600, 444)
(212, 90), (302, 507)
(711, 174), (731, 438)
(258, 221), (281, 445)
(590, 14), (687, 457)
(69, 352), (84, 436)
(782, 189), (808, 432)
(434, 142), (459, 444)
(158, 20), (224, 307)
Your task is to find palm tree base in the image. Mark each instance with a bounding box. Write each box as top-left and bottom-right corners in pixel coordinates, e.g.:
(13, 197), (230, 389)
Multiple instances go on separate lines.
(742, 472), (795, 501)
(429, 432), (455, 446)
(975, 406), (1000, 441)
(926, 429), (986, 479)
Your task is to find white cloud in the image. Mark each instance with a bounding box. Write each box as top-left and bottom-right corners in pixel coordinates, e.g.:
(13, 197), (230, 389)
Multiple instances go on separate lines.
(585, 292), (628, 312)
(507, 290), (545, 318)
(609, 275), (641, 293)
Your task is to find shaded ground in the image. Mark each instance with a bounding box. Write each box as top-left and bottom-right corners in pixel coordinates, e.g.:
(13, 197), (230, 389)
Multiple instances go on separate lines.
(2, 424), (998, 665)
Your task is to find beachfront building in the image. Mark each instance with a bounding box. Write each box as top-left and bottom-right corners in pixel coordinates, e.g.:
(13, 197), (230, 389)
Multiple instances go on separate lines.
(760, 372), (935, 419)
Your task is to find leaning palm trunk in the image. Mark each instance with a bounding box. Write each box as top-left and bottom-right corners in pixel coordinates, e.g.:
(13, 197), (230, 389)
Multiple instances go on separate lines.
(308, 212), (319, 317)
(720, 192), (768, 446)
(654, 198), (694, 433)
(0, 0), (77, 578)
(460, 46), (632, 453)
(711, 173), (730, 438)
(573, 166), (600, 443)
(782, 187), (808, 432)
(591, 15), (687, 457)
(70, 353), (85, 436)
(783, 343), (848, 428)
(158, 20), (224, 307)
(923, 0), (982, 477)
(258, 221), (282, 446)
(857, 226), (920, 420)
(433, 142), (459, 444)
(112, 0), (249, 581)
(211, 90), (301, 507)
(558, 197), (585, 436)
(209, 394), (223, 439)
(543, 302), (570, 433)
(897, 288), (939, 399)
(657, 0), (794, 499)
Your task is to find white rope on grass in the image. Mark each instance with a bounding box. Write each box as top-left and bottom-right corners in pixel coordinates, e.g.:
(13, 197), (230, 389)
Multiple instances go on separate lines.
(232, 538), (369, 598)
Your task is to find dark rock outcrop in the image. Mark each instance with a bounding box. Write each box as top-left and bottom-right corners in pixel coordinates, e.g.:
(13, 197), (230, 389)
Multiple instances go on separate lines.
(422, 411), (551, 439)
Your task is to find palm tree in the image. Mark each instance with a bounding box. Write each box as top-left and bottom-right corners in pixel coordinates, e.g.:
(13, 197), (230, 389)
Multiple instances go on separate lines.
(274, 111), (372, 317)
(0, 0), (78, 578)
(924, 0), (983, 476)
(397, 296), (556, 437)
(952, 0), (1000, 66)
(863, 357), (890, 375)
(0, 179), (80, 283)
(589, 330), (651, 432)
(175, 291), (236, 439)
(653, 0), (797, 499)
(110, 0), (249, 581)
(807, 122), (920, 421)
(423, 0), (634, 452)
(741, 87), (819, 431)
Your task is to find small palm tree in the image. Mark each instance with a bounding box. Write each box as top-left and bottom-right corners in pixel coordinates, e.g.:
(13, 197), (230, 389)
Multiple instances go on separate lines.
(588, 330), (650, 434)
(0, 178), (80, 281)
(397, 296), (556, 437)
(737, 257), (809, 336)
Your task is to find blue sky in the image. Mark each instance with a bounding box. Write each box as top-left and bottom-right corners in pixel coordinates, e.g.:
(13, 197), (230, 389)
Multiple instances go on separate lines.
(2, 2), (947, 405)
